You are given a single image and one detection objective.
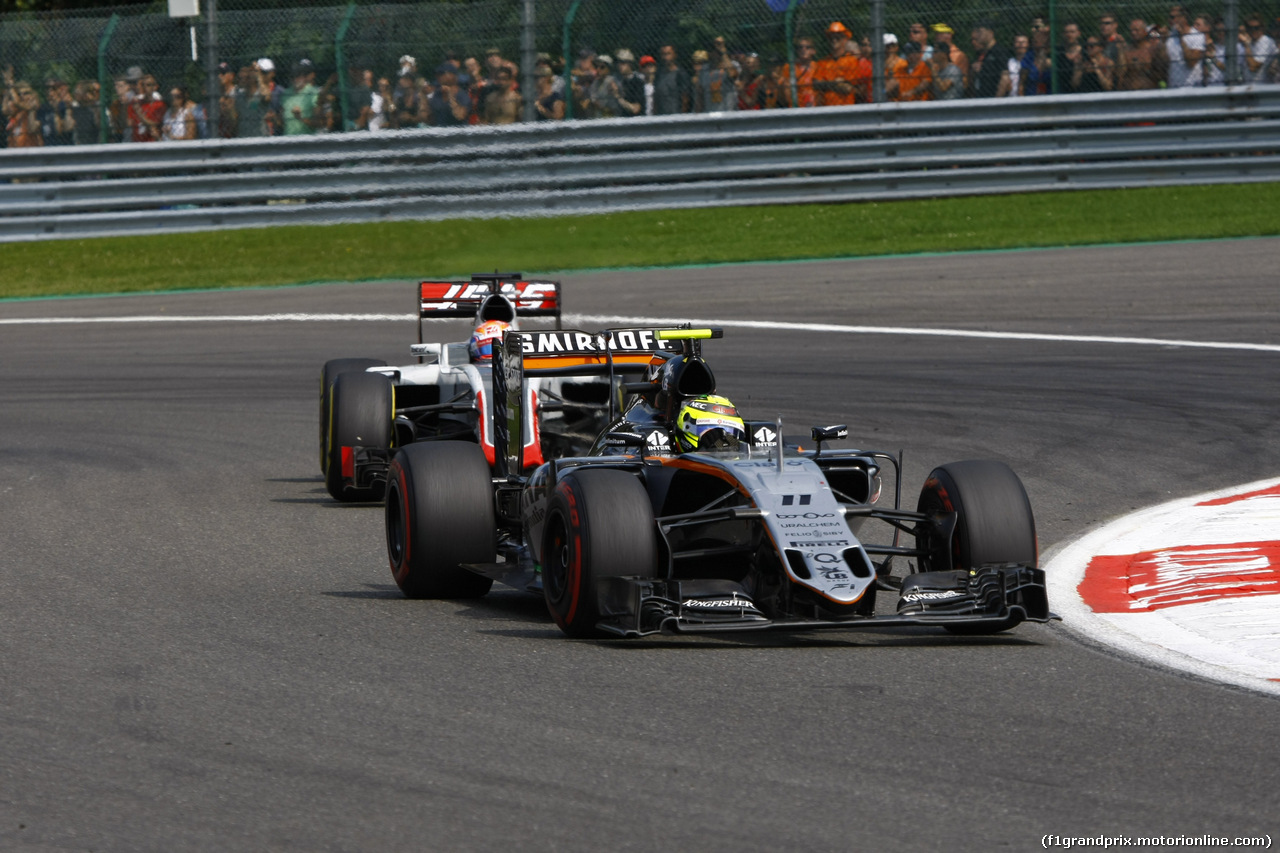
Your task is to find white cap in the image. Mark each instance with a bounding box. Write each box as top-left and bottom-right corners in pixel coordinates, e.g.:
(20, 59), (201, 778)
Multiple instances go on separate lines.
(883, 33), (898, 45)
(256, 57), (275, 72)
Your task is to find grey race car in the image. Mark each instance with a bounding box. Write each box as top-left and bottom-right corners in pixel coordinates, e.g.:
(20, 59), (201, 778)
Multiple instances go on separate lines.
(383, 324), (1057, 639)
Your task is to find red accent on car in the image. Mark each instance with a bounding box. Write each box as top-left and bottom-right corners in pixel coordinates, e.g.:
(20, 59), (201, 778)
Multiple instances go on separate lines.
(1079, 540), (1280, 612)
(558, 481), (582, 624)
(475, 388), (495, 466)
(390, 463), (412, 582)
(419, 280), (560, 314)
(524, 388), (545, 469)
(340, 446), (354, 479)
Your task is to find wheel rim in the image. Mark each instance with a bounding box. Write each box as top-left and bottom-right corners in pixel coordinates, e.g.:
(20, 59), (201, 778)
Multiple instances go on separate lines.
(386, 478), (406, 566)
(918, 491), (963, 572)
(543, 514), (569, 605)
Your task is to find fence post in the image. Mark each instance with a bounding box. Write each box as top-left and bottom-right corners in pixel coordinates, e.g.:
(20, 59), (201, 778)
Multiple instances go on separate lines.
(1224, 0), (1240, 84)
(97, 13), (120, 144)
(871, 0), (884, 103)
(785, 0), (799, 107)
(522, 0), (536, 122)
(562, 0), (583, 119)
(205, 0), (219, 137)
(335, 2), (356, 131)
(1049, 0), (1059, 94)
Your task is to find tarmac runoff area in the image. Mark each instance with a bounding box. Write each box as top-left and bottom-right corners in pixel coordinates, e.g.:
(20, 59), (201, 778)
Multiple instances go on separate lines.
(1047, 477), (1280, 697)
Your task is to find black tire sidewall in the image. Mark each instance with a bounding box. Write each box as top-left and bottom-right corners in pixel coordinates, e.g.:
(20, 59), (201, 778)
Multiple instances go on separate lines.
(916, 460), (1037, 572)
(543, 469), (658, 638)
(320, 358), (385, 474)
(385, 442), (495, 599)
(325, 370), (393, 502)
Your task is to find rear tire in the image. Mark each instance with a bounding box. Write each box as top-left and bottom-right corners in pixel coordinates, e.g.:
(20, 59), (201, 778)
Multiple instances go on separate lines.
(542, 469), (659, 638)
(320, 358), (385, 473)
(385, 442), (495, 599)
(325, 370), (393, 502)
(915, 460), (1037, 635)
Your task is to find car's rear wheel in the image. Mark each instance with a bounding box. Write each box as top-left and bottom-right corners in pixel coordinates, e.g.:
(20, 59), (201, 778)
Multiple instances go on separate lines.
(320, 358), (385, 473)
(543, 469), (659, 638)
(915, 460), (1037, 634)
(324, 370), (393, 502)
(385, 442), (495, 599)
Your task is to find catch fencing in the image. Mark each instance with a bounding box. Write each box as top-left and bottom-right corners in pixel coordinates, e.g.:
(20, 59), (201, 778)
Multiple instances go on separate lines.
(0, 86), (1277, 242)
(2, 0), (1279, 143)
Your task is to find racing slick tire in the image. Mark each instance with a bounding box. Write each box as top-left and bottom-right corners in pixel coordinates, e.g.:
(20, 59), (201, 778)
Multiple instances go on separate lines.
(320, 358), (385, 473)
(542, 469), (659, 639)
(915, 460), (1037, 635)
(324, 370), (393, 503)
(385, 442), (495, 599)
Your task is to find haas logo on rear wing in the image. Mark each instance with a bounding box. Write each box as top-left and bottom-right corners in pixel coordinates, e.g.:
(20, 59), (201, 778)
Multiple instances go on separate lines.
(419, 280), (561, 318)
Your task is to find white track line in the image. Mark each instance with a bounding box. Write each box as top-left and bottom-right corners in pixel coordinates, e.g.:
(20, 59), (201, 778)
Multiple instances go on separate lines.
(0, 313), (416, 324)
(3, 310), (1280, 354)
(566, 314), (1280, 353)
(8, 305), (1278, 692)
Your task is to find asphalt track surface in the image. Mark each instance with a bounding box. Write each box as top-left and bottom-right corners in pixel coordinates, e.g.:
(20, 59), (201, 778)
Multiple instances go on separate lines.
(2, 239), (1278, 852)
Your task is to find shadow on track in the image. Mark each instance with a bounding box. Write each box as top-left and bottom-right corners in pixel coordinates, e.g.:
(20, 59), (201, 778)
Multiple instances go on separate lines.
(321, 577), (1051, 650)
(267, 476), (384, 507)
(322, 583), (403, 600)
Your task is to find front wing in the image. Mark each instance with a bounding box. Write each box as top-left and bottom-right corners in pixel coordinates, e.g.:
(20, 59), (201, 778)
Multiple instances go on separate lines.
(592, 565), (1058, 639)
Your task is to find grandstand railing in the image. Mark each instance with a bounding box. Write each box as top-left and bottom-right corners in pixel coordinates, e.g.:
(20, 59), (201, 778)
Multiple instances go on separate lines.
(1, 85), (1277, 242)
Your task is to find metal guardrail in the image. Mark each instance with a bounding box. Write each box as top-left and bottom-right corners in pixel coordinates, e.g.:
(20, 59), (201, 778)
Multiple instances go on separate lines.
(2, 86), (1278, 242)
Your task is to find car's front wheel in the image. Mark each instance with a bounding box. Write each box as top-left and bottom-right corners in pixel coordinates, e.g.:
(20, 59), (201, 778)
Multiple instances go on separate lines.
(915, 460), (1037, 634)
(542, 469), (659, 638)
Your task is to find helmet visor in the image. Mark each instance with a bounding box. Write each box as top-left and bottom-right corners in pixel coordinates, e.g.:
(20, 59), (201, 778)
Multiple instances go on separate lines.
(685, 420), (745, 450)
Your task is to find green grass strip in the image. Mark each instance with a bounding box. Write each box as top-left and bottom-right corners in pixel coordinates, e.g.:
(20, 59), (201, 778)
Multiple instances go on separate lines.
(2, 183), (1278, 300)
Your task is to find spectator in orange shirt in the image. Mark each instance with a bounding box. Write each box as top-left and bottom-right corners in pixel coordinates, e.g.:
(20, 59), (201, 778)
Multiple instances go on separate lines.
(814, 21), (870, 106)
(2, 77), (43, 147)
(896, 41), (934, 100)
(780, 37), (819, 107)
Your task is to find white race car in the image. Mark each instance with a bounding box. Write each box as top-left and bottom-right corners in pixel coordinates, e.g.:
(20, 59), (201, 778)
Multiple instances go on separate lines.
(318, 273), (619, 502)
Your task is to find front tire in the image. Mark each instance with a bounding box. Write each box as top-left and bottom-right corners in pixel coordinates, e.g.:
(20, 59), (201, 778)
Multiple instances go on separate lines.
(385, 442), (495, 599)
(324, 370), (393, 502)
(542, 469), (659, 638)
(915, 460), (1037, 634)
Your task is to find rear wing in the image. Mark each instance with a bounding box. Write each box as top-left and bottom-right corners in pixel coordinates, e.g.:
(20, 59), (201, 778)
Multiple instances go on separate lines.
(491, 327), (720, 476)
(417, 273), (561, 343)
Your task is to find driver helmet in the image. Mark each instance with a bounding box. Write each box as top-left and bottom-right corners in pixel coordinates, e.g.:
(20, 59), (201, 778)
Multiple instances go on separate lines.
(675, 394), (746, 452)
(468, 320), (511, 362)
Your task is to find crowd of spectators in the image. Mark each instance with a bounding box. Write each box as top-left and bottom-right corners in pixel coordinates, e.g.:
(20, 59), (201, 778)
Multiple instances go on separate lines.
(3, 8), (1279, 147)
